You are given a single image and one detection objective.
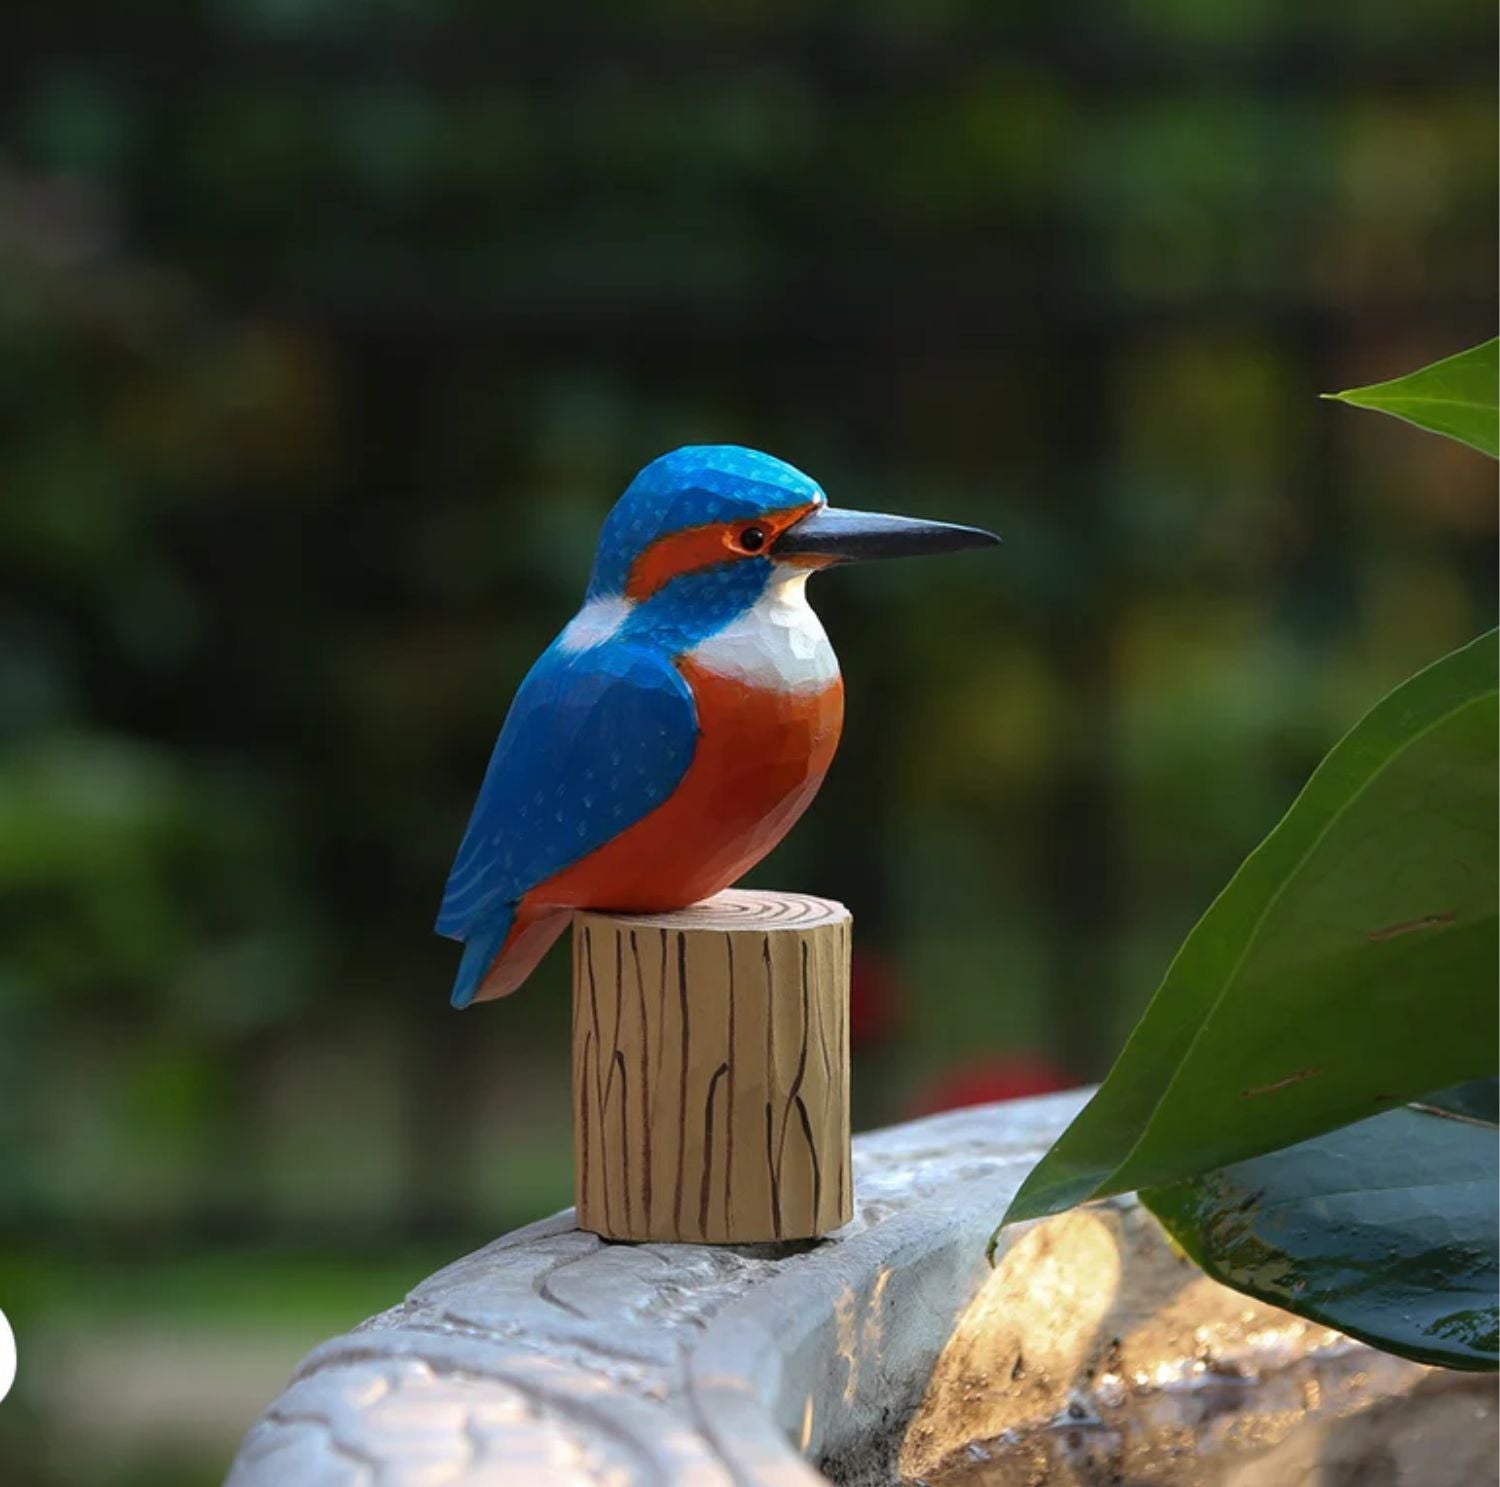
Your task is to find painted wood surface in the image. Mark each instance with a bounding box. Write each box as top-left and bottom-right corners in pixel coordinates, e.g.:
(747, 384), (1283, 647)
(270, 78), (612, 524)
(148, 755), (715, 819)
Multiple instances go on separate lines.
(437, 445), (996, 1009)
(571, 889), (853, 1243)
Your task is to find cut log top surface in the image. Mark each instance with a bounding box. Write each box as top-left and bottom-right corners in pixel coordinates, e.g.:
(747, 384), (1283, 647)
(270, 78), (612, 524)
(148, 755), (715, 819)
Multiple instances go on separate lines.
(577, 887), (849, 932)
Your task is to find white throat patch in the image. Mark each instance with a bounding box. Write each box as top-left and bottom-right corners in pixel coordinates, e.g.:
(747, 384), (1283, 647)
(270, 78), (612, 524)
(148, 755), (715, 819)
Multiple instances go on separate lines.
(687, 569), (840, 693)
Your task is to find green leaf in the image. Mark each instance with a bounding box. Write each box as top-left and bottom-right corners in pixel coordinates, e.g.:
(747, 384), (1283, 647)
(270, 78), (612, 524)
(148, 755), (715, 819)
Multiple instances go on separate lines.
(998, 630), (1498, 1234)
(1323, 338), (1499, 458)
(1142, 1095), (1499, 1371)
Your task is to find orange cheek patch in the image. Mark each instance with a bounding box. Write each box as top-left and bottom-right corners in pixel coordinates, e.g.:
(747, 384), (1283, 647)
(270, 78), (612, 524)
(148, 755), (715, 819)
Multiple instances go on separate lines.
(627, 524), (740, 599)
(625, 502), (820, 599)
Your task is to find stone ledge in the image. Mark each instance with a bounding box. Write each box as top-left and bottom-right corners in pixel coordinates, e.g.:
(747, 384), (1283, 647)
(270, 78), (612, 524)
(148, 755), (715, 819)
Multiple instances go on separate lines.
(226, 1090), (1090, 1486)
(226, 1089), (1482, 1486)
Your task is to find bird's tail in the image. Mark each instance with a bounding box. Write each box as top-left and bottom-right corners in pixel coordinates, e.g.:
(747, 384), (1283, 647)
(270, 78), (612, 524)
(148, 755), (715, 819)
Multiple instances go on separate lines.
(449, 902), (573, 1008)
(450, 908), (516, 1009)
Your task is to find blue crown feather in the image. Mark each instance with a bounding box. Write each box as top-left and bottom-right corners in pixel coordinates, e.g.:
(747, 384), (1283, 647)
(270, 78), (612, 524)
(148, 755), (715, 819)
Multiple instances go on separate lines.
(586, 445), (824, 598)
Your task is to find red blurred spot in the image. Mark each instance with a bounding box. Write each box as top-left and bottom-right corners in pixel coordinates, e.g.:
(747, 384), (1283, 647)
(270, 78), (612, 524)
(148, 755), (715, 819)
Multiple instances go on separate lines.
(910, 1054), (1073, 1115)
(848, 948), (902, 1049)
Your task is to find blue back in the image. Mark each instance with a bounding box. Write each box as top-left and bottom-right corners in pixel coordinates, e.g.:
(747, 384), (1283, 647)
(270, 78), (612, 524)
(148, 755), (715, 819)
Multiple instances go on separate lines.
(437, 636), (695, 937)
(586, 445), (824, 598)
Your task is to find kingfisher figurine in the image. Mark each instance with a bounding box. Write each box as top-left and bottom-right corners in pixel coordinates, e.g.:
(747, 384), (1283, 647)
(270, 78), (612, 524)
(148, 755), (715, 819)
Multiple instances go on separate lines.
(439, 445), (997, 1007)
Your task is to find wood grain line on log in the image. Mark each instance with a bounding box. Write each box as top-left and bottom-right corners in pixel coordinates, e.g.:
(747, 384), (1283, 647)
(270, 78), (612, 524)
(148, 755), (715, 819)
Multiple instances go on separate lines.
(572, 959), (585, 1211)
(655, 928), (668, 1104)
(699, 1061), (729, 1239)
(613, 1048), (632, 1233)
(585, 926), (613, 1235)
(674, 930), (688, 1242)
(609, 935), (632, 1233)
(794, 1094), (821, 1222)
(724, 937), (736, 1238)
(763, 934), (782, 1239)
(609, 931), (623, 1119)
(816, 954), (832, 1089)
(822, 936), (834, 1224)
(631, 930), (652, 1227)
(579, 1028), (592, 1218)
(762, 935), (775, 1083)
(775, 952), (811, 1185)
(764, 1100), (781, 1241)
(837, 920), (849, 1217)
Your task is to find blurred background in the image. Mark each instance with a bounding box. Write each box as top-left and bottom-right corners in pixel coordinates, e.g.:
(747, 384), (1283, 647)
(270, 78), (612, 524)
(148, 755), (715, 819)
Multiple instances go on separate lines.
(0, 2), (1495, 1482)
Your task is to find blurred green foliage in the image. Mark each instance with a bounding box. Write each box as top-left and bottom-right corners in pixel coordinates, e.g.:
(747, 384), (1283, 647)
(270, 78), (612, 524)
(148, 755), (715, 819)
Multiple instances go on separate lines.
(0, 1), (1495, 1481)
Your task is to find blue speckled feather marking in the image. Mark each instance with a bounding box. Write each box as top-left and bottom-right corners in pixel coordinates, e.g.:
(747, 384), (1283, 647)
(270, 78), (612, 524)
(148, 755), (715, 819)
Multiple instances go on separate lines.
(436, 636), (697, 940)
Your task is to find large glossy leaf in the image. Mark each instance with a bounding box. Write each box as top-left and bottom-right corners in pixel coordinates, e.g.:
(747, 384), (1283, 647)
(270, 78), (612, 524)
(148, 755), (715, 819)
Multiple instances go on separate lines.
(1323, 338), (1499, 458)
(999, 629), (1498, 1231)
(1142, 1093), (1499, 1371)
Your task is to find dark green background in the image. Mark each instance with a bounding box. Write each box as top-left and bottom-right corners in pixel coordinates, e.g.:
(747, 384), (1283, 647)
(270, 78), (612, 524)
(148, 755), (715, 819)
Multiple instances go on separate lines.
(0, 2), (1495, 1482)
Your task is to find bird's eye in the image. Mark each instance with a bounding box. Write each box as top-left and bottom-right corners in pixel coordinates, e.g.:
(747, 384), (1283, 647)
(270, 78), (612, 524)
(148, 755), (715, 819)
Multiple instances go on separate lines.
(738, 524), (767, 553)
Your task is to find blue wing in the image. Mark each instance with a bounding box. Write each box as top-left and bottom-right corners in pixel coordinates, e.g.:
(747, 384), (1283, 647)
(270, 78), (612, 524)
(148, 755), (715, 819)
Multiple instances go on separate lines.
(437, 636), (698, 941)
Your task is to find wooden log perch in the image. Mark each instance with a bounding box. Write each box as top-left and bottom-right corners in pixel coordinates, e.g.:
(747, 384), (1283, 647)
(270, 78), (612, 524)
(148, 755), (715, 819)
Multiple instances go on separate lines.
(571, 888), (853, 1244)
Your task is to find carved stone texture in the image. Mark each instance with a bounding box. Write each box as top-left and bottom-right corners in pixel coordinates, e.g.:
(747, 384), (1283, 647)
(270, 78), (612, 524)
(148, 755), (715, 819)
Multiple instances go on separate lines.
(226, 1091), (1091, 1487)
(226, 1090), (1483, 1487)
(572, 889), (852, 1244)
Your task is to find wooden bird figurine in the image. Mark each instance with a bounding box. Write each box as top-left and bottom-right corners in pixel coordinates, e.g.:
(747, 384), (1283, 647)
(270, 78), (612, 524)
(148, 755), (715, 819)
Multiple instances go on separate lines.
(439, 445), (997, 1006)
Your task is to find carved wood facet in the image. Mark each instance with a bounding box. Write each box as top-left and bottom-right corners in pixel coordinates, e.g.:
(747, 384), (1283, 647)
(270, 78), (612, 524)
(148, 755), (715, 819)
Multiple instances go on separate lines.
(571, 888), (853, 1243)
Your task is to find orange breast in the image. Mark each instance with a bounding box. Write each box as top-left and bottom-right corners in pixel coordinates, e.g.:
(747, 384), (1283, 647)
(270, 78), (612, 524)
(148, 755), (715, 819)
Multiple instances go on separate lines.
(525, 659), (844, 915)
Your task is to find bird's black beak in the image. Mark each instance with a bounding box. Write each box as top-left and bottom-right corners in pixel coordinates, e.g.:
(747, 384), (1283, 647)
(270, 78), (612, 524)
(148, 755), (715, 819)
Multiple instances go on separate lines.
(772, 506), (1000, 563)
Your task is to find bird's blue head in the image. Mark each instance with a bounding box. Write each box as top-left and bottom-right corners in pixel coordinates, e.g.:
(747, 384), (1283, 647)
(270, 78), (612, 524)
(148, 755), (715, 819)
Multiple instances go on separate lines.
(580, 444), (999, 652)
(585, 445), (825, 603)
